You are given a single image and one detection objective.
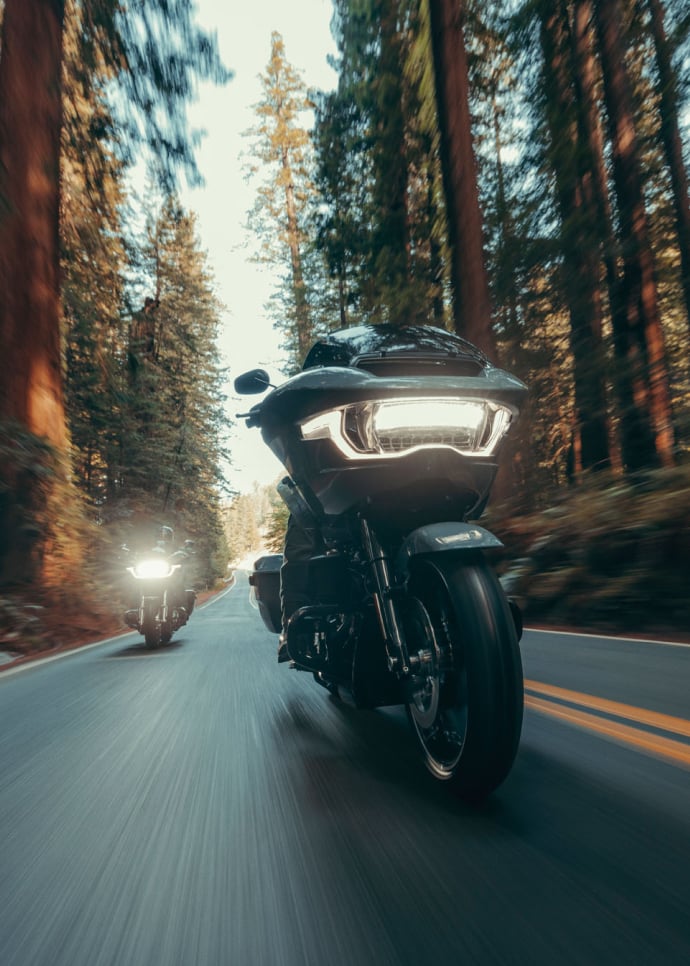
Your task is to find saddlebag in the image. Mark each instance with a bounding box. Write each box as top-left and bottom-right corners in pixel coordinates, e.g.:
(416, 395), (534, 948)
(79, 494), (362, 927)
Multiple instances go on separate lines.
(248, 554), (283, 634)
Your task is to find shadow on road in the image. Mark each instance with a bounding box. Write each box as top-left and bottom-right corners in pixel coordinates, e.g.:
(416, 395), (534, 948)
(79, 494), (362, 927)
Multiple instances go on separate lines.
(274, 689), (519, 823)
(105, 639), (187, 658)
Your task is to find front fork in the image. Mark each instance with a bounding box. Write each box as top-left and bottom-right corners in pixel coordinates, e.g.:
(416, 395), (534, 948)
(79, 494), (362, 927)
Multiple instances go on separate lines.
(359, 518), (414, 678)
(138, 591), (169, 627)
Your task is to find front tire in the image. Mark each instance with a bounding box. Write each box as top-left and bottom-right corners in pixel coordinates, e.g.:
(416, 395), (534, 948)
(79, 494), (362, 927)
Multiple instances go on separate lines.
(141, 600), (162, 649)
(405, 552), (523, 800)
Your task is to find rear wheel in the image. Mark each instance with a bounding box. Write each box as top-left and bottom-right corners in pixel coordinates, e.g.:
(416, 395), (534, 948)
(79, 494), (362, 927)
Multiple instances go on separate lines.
(405, 553), (523, 800)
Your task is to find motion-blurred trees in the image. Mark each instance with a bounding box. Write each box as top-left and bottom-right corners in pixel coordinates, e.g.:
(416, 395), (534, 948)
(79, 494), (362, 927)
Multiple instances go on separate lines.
(115, 196), (229, 572)
(0, 0), (66, 452)
(259, 0), (690, 497)
(428, 0), (496, 359)
(312, 0), (444, 330)
(0, 0), (230, 591)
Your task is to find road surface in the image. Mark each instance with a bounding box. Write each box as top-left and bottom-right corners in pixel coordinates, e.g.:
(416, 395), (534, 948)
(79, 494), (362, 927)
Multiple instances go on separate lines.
(1, 577), (689, 965)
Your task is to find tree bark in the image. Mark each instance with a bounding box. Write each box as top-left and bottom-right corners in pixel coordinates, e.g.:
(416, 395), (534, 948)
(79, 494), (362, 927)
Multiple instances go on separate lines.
(428, 0), (497, 361)
(282, 147), (312, 362)
(570, 0), (625, 472)
(539, 0), (610, 473)
(373, 0), (410, 301)
(646, 0), (690, 334)
(0, 0), (66, 448)
(593, 0), (675, 469)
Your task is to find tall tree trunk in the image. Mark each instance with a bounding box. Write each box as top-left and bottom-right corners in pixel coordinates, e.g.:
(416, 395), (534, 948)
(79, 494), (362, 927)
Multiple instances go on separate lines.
(570, 0), (626, 471)
(539, 0), (610, 473)
(593, 0), (675, 469)
(282, 150), (311, 362)
(646, 0), (690, 334)
(427, 0), (497, 360)
(491, 93), (515, 334)
(0, 0), (66, 585)
(373, 0), (410, 303)
(0, 0), (66, 447)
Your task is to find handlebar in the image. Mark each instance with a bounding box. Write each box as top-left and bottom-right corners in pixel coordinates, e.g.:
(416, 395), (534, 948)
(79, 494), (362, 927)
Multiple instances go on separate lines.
(235, 409), (261, 428)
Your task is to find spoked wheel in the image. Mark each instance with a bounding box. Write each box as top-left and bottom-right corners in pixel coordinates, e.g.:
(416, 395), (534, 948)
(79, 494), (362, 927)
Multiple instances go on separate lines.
(405, 552), (523, 801)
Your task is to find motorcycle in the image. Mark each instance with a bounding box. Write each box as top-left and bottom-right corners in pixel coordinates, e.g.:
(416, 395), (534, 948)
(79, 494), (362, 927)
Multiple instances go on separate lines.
(122, 543), (196, 648)
(235, 323), (527, 799)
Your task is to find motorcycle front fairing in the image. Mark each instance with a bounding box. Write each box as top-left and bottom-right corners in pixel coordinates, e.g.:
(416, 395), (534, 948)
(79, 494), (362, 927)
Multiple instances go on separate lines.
(254, 365), (527, 522)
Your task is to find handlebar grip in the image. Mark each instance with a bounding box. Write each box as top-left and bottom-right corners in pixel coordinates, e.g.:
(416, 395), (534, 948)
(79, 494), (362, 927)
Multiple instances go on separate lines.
(235, 408), (261, 428)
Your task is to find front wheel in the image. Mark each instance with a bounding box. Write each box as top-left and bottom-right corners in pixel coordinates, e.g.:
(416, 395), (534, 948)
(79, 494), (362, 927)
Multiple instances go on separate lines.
(141, 599), (162, 649)
(405, 553), (523, 800)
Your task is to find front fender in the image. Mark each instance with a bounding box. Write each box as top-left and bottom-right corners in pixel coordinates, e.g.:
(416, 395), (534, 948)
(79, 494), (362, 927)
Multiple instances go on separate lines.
(395, 522), (503, 579)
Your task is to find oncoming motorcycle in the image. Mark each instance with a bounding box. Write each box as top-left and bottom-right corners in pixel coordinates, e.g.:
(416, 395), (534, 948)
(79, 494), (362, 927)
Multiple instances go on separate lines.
(122, 542), (196, 648)
(236, 324), (527, 799)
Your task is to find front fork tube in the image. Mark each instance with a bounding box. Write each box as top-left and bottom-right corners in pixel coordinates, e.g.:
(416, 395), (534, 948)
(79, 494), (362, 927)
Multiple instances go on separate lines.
(138, 592), (168, 626)
(359, 518), (412, 676)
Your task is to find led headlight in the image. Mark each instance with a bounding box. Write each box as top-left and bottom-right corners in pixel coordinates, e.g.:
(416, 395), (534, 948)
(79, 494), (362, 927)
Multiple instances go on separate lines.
(300, 397), (513, 459)
(133, 558), (173, 579)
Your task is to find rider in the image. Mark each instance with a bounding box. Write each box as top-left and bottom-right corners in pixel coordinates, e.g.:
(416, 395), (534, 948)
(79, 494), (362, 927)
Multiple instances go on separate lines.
(122, 526), (196, 623)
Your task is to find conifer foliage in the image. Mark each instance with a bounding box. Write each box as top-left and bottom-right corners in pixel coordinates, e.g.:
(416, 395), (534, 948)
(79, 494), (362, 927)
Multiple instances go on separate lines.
(0, 0), (230, 602)
(1, 0), (690, 631)
(266, 0), (690, 495)
(244, 32), (316, 367)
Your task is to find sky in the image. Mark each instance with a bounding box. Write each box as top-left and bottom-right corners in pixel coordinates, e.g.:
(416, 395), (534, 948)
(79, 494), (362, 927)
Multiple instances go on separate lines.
(177, 0), (338, 494)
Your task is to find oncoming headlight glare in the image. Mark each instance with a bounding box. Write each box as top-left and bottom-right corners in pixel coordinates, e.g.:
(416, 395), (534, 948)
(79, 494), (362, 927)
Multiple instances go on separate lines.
(134, 558), (173, 579)
(300, 397), (513, 459)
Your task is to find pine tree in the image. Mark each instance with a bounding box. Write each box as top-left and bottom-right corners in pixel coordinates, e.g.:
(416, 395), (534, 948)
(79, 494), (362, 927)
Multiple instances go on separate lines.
(427, 0), (497, 358)
(62, 6), (129, 507)
(646, 0), (690, 333)
(118, 196), (229, 569)
(313, 0), (445, 328)
(245, 32), (315, 368)
(535, 0), (611, 472)
(593, 0), (675, 469)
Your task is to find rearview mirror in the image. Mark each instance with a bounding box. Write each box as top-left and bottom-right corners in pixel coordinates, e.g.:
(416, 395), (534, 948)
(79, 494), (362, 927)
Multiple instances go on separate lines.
(233, 368), (272, 395)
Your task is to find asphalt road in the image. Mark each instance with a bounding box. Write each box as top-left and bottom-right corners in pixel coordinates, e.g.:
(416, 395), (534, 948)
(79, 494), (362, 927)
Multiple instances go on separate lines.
(1, 577), (689, 966)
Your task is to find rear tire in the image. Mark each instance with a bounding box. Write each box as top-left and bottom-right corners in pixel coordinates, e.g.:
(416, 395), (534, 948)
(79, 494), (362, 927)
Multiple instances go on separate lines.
(405, 552), (523, 800)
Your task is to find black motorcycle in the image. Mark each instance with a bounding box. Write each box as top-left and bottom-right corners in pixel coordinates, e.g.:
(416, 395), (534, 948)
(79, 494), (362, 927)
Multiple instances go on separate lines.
(236, 323), (527, 799)
(122, 543), (196, 648)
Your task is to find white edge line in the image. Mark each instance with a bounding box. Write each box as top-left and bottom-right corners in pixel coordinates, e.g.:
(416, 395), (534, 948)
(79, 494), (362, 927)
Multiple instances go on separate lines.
(0, 632), (135, 678)
(1, 581), (239, 678)
(526, 626), (690, 649)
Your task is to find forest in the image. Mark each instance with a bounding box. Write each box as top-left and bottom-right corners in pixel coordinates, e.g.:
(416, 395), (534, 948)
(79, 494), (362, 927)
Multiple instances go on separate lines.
(1, 0), (689, 654)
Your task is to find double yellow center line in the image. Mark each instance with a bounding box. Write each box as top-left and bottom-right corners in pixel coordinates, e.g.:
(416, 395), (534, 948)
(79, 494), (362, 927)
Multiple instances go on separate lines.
(524, 680), (690, 769)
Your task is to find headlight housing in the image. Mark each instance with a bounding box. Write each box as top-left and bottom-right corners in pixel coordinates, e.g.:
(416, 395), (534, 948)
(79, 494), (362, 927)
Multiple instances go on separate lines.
(300, 397), (514, 459)
(132, 558), (174, 579)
